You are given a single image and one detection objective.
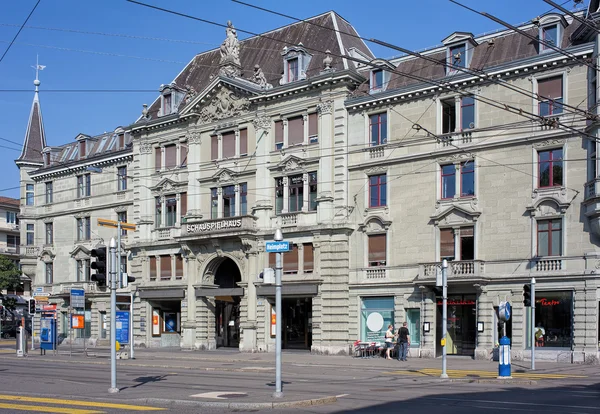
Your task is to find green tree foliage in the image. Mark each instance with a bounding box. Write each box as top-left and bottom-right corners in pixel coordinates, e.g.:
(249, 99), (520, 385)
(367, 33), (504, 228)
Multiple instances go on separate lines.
(0, 255), (21, 293)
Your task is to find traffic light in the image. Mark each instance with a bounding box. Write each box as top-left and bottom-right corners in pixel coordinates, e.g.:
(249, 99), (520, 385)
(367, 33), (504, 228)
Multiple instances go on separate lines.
(91, 246), (107, 287)
(523, 284), (531, 307)
(28, 298), (36, 315)
(121, 272), (136, 288)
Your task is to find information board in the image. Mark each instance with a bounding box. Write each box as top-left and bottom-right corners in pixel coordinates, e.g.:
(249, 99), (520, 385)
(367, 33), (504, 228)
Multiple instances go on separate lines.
(115, 311), (130, 345)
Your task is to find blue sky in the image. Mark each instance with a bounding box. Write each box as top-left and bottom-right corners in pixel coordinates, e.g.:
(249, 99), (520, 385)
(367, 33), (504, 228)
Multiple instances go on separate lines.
(0, 0), (588, 199)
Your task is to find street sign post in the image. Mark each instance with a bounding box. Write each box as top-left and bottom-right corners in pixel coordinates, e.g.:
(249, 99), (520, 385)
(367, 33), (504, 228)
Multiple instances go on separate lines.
(70, 289), (85, 309)
(270, 230), (289, 398)
(265, 241), (290, 253)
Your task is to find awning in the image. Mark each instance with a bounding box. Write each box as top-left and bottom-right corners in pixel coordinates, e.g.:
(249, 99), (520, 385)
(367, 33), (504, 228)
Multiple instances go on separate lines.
(256, 283), (319, 297)
(138, 288), (186, 300)
(195, 287), (244, 297)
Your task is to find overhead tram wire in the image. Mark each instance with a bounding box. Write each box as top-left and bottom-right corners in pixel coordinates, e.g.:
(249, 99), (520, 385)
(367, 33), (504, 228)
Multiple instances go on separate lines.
(233, 0), (597, 121)
(0, 0), (41, 65)
(543, 0), (600, 34)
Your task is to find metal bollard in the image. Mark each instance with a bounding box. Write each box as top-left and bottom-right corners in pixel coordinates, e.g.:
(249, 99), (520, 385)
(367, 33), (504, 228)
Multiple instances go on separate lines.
(498, 336), (511, 378)
(16, 327), (27, 357)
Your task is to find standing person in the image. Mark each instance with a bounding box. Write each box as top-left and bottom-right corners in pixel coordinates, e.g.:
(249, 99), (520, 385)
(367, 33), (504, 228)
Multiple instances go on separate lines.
(397, 322), (410, 361)
(384, 324), (394, 360)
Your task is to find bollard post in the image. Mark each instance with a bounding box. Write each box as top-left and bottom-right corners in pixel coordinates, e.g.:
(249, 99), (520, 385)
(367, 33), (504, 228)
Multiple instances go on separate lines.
(498, 336), (512, 378)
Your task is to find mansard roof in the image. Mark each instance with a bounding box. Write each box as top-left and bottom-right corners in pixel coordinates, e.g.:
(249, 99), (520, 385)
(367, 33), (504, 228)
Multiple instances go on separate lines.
(17, 91), (46, 165)
(144, 11), (374, 120)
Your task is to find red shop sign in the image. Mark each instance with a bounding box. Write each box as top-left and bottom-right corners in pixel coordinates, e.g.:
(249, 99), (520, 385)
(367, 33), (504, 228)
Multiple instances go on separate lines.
(538, 298), (560, 306)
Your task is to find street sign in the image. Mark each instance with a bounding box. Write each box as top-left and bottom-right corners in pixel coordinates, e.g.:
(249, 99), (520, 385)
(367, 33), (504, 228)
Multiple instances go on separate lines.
(498, 301), (512, 322)
(115, 311), (130, 345)
(97, 218), (136, 231)
(265, 241), (291, 253)
(33, 292), (50, 297)
(70, 288), (85, 309)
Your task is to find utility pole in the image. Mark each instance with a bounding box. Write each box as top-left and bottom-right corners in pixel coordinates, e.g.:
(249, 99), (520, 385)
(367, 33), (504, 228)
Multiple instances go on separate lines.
(440, 259), (448, 379)
(108, 237), (118, 394)
(273, 228), (284, 398)
(531, 277), (536, 371)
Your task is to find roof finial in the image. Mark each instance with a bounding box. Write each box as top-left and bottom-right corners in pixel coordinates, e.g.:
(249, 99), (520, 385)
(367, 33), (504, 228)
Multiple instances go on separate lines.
(31, 55), (45, 93)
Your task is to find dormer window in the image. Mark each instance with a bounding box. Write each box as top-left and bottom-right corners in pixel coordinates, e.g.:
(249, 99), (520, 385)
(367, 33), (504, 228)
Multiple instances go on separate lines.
(442, 32), (477, 75)
(537, 14), (567, 54)
(159, 82), (185, 117)
(541, 24), (558, 50)
(368, 60), (394, 93)
(162, 93), (172, 115)
(79, 140), (86, 159)
(372, 69), (383, 90)
(281, 44), (312, 85)
(449, 44), (466, 69)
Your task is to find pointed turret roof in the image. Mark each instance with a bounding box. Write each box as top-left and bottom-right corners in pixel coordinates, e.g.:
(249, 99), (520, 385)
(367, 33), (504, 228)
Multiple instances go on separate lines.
(16, 77), (46, 166)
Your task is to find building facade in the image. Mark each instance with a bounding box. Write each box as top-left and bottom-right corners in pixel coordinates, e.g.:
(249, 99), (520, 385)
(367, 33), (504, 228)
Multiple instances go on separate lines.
(16, 5), (600, 362)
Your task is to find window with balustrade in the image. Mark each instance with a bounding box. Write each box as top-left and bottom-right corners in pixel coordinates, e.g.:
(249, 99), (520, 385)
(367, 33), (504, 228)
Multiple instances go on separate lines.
(439, 226), (474, 261)
(369, 113), (387, 146)
(369, 174), (387, 208)
(537, 219), (562, 257)
(368, 234), (386, 267)
(26, 224), (34, 245)
(274, 173), (317, 214)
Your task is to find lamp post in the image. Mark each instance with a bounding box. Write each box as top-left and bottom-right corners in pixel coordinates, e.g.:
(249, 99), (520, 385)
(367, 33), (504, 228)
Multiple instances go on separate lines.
(108, 237), (119, 393)
(273, 228), (284, 398)
(440, 259), (448, 379)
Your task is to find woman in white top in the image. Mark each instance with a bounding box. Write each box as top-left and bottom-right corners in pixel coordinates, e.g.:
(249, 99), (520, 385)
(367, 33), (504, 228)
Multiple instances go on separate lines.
(384, 324), (394, 360)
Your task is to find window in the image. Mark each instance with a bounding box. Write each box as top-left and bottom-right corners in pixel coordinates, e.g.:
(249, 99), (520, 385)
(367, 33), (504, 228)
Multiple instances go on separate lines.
(6, 235), (17, 250)
(275, 178), (284, 214)
(117, 211), (127, 236)
(240, 184), (247, 215)
(77, 259), (90, 282)
(162, 93), (172, 115)
(222, 132), (236, 158)
(442, 96), (475, 133)
(440, 228), (455, 260)
(45, 223), (53, 245)
(460, 161), (475, 197)
(155, 197), (162, 227)
(180, 143), (188, 167)
(283, 244), (299, 274)
(369, 113), (387, 146)
(26, 184), (34, 206)
(155, 147), (162, 171)
(149, 257), (157, 281)
(308, 113), (318, 143)
(45, 263), (53, 284)
(531, 291), (572, 348)
(442, 99), (456, 134)
(180, 192), (187, 221)
(541, 24), (558, 51)
(175, 255), (184, 280)
(537, 219), (562, 257)
(369, 174), (387, 208)
(459, 227), (474, 260)
(361, 297), (394, 343)
(118, 133), (125, 150)
(77, 174), (91, 198)
(440, 227), (474, 260)
(288, 116), (303, 146)
(275, 121), (284, 150)
(288, 174), (303, 212)
(160, 255), (171, 281)
(77, 217), (91, 241)
(538, 148), (563, 188)
(240, 129), (248, 157)
(164, 144), (177, 169)
(461, 96), (475, 130)
(287, 58), (299, 82)
(211, 188), (218, 219)
(368, 234), (386, 267)
(45, 182), (53, 204)
(538, 76), (563, 116)
(79, 140), (86, 159)
(222, 185), (236, 217)
(165, 196), (177, 227)
(441, 165), (456, 199)
(211, 135), (218, 160)
(303, 243), (314, 273)
(371, 69), (384, 90)
(117, 166), (127, 191)
(308, 173), (317, 211)
(6, 211), (16, 224)
(406, 309), (421, 347)
(449, 44), (466, 69)
(26, 224), (34, 245)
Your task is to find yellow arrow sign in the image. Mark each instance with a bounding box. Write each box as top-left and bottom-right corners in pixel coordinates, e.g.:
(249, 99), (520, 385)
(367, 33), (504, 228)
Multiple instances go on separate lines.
(97, 218), (136, 231)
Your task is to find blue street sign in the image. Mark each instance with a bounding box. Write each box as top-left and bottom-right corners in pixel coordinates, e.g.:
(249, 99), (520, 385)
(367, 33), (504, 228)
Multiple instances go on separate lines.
(499, 301), (511, 322)
(265, 241), (290, 253)
(115, 311), (130, 345)
(70, 288), (85, 309)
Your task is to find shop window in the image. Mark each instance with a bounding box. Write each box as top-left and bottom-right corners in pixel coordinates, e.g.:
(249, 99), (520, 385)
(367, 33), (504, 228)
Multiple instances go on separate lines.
(303, 243), (314, 273)
(369, 113), (387, 146)
(537, 76), (563, 116)
(537, 219), (562, 257)
(531, 291), (572, 348)
(163, 312), (180, 333)
(26, 184), (34, 206)
(149, 257), (157, 281)
(368, 234), (386, 267)
(538, 148), (563, 188)
(361, 297), (394, 343)
(160, 255), (171, 281)
(283, 244), (299, 274)
(406, 308), (420, 347)
(152, 308), (161, 336)
(369, 174), (387, 208)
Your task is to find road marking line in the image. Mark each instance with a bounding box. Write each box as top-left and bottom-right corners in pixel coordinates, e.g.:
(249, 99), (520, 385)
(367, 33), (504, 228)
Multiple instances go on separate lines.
(0, 402), (102, 414)
(0, 395), (164, 411)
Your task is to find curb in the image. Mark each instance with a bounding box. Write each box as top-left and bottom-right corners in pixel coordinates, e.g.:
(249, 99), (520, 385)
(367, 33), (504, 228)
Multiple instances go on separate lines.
(136, 395), (338, 409)
(446, 378), (538, 385)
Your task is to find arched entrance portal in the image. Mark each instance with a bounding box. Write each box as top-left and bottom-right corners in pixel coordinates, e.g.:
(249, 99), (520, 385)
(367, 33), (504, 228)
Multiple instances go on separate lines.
(214, 258), (241, 348)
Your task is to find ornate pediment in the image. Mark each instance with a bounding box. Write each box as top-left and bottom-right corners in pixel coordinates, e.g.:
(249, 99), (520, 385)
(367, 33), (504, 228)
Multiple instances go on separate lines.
(527, 197), (570, 217)
(358, 216), (392, 233)
(39, 248), (55, 262)
(431, 205), (481, 225)
(70, 245), (91, 259)
(153, 178), (179, 194)
(197, 86), (252, 124)
(212, 168), (238, 185)
(274, 155), (306, 173)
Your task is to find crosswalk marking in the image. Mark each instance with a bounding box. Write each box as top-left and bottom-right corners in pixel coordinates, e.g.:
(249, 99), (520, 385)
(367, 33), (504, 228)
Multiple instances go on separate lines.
(0, 395), (164, 411)
(0, 402), (102, 414)
(385, 368), (587, 380)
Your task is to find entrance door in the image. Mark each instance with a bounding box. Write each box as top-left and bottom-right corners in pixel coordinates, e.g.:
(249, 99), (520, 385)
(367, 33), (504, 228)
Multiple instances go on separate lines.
(436, 295), (476, 356)
(215, 297), (240, 348)
(282, 298), (312, 350)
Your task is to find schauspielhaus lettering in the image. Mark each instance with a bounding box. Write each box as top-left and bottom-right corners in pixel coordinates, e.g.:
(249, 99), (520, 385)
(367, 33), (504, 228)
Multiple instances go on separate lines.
(186, 219), (242, 233)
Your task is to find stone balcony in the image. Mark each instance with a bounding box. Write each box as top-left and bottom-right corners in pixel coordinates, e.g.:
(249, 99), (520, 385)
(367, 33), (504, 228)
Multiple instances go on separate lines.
(23, 246), (40, 257)
(51, 281), (102, 296)
(418, 260), (486, 282)
(275, 211), (317, 229)
(152, 227), (182, 241)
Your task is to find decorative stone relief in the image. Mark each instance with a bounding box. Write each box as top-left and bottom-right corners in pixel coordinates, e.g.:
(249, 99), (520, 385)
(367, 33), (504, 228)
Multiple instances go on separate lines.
(199, 88), (251, 123)
(114, 205), (127, 213)
(284, 158), (300, 172)
(186, 130), (201, 144)
(437, 152), (474, 163)
(253, 115), (271, 131)
(217, 170), (236, 184)
(184, 85), (197, 105)
(532, 139), (565, 148)
(317, 100), (333, 116)
(364, 166), (387, 175)
(252, 65), (272, 89)
(219, 21), (241, 77)
(139, 141), (153, 154)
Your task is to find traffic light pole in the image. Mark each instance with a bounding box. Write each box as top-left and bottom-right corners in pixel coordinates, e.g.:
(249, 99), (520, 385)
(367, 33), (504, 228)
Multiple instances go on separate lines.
(108, 237), (118, 394)
(531, 277), (536, 371)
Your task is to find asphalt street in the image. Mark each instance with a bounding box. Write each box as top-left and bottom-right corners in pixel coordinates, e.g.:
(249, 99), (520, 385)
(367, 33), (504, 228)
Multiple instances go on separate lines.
(0, 339), (599, 413)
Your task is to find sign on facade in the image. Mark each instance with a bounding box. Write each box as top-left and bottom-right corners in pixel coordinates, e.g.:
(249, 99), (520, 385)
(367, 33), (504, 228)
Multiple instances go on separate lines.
(186, 219), (242, 233)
